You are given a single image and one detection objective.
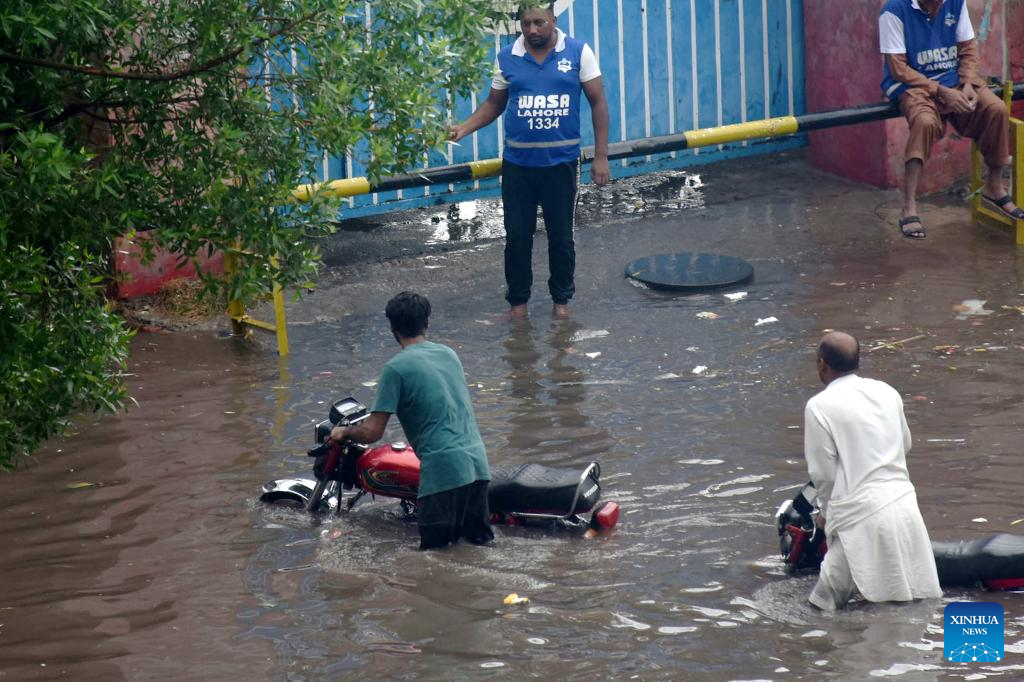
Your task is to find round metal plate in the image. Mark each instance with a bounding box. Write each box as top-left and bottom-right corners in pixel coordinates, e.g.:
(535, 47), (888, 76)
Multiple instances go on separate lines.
(624, 252), (754, 291)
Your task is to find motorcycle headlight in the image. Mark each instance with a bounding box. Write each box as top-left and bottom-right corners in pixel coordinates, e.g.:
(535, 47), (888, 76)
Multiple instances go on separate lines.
(775, 499), (795, 535)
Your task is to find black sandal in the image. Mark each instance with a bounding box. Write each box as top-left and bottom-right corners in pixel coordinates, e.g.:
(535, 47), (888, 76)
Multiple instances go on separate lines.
(898, 215), (927, 239)
(981, 194), (1024, 219)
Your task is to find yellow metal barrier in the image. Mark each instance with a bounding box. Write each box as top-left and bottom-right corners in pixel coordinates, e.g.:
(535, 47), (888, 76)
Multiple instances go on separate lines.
(224, 249), (290, 356)
(971, 81), (1024, 244)
(292, 176), (372, 202)
(683, 115), (800, 148)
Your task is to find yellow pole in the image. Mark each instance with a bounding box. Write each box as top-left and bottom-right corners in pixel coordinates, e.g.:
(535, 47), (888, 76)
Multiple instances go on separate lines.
(224, 249), (247, 337)
(270, 256), (289, 356)
(1014, 118), (1024, 245)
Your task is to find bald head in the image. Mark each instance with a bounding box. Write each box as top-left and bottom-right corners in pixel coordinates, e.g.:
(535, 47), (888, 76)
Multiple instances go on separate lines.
(818, 331), (860, 373)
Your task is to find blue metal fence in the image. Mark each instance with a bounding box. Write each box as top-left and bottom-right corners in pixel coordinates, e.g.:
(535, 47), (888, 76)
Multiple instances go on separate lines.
(312, 0), (806, 218)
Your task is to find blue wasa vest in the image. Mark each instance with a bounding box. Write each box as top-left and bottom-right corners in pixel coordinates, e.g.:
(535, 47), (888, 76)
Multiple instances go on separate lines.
(498, 36), (586, 167)
(880, 0), (965, 102)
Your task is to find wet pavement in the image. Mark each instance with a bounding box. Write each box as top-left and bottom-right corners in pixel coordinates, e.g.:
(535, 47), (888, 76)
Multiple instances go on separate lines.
(2, 150), (1023, 680)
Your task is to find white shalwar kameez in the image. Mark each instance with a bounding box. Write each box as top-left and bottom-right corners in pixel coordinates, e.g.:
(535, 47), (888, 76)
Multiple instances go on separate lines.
(803, 374), (941, 610)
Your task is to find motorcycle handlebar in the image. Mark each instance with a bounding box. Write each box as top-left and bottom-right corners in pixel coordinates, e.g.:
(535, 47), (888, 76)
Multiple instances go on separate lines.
(307, 440), (333, 458)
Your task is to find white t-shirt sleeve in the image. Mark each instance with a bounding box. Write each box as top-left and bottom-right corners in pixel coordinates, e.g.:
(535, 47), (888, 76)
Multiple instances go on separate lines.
(491, 59), (509, 90)
(879, 11), (906, 54)
(579, 43), (601, 82)
(956, 2), (975, 42)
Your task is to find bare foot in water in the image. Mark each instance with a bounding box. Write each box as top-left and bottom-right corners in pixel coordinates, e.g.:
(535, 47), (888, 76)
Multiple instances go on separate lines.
(552, 303), (570, 319)
(509, 304), (528, 319)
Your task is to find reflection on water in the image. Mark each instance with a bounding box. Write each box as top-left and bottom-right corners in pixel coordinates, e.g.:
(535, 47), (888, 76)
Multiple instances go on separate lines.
(2, 159), (1024, 680)
(501, 319), (609, 460)
(426, 200), (506, 244)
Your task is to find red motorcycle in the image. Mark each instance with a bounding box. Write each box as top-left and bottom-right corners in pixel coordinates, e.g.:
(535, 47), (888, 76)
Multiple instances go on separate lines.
(261, 397), (621, 533)
(776, 482), (1024, 591)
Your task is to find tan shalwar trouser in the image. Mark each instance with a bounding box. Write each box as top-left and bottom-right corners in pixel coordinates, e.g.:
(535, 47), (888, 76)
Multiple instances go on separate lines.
(899, 86), (1011, 167)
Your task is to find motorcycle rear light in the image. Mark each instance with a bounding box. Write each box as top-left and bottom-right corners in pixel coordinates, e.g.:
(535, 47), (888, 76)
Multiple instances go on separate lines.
(592, 502), (620, 529)
(983, 578), (1024, 591)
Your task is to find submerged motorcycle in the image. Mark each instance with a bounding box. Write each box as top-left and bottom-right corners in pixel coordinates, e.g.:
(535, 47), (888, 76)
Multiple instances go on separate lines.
(775, 482), (1024, 591)
(261, 396), (621, 533)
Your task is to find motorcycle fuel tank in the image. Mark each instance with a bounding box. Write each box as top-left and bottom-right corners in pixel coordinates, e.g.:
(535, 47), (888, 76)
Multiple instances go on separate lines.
(358, 442), (420, 500)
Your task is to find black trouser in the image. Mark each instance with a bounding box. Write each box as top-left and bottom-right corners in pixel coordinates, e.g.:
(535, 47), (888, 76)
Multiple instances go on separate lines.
(501, 160), (578, 306)
(417, 480), (494, 550)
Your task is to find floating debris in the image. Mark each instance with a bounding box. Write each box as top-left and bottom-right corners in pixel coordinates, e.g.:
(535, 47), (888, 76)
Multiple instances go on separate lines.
(867, 334), (928, 352)
(953, 299), (993, 319)
(754, 317), (778, 327)
(696, 311), (720, 320)
(692, 365), (708, 375)
(503, 593), (529, 606)
(724, 291), (748, 302)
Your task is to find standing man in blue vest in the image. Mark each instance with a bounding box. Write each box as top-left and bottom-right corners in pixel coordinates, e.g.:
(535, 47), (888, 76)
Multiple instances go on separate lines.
(451, 1), (610, 319)
(880, 0), (1022, 239)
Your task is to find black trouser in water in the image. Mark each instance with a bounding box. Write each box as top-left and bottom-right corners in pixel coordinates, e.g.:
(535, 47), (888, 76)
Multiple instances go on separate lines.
(417, 480), (494, 550)
(501, 159), (578, 306)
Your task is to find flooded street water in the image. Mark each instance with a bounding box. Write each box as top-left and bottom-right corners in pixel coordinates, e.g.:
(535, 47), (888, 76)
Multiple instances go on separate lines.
(2, 153), (1023, 680)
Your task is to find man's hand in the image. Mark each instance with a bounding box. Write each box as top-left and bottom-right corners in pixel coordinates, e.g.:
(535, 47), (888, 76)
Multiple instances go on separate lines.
(815, 513), (826, 530)
(938, 85), (973, 114)
(590, 155), (611, 187)
(330, 426), (348, 443)
(449, 124), (469, 144)
(961, 82), (978, 112)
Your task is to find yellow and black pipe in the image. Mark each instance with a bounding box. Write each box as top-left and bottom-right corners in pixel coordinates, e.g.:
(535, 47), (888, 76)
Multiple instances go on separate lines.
(292, 82), (1023, 201)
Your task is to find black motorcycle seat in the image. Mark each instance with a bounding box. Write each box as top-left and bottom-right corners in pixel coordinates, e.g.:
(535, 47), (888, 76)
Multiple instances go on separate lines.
(932, 534), (1024, 586)
(488, 463), (598, 515)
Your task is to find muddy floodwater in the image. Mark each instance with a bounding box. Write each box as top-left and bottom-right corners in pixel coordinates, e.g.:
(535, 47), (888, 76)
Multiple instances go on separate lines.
(2, 154), (1023, 680)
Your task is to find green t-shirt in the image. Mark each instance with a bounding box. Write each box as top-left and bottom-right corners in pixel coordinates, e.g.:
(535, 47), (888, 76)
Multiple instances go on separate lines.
(372, 341), (490, 498)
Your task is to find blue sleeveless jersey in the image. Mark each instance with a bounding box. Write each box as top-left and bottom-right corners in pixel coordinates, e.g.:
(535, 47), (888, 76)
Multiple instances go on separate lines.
(880, 0), (965, 102)
(498, 36), (586, 167)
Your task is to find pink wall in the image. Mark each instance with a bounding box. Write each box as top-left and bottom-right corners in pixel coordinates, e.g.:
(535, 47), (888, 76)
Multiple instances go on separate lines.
(805, 0), (1017, 191)
(114, 232), (223, 298)
(804, 2), (890, 187)
(1012, 2), (1024, 118)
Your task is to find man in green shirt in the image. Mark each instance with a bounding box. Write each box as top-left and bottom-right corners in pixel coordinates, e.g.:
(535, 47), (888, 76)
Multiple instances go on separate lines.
(330, 291), (493, 550)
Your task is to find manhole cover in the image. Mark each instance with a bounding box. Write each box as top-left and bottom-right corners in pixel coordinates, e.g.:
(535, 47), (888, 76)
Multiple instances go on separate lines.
(624, 252), (754, 291)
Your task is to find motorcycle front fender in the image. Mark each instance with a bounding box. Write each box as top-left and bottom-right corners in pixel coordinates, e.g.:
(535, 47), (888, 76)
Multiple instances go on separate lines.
(261, 478), (334, 510)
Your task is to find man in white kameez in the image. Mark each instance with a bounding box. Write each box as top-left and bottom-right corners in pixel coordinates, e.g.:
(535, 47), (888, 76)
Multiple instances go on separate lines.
(804, 331), (941, 610)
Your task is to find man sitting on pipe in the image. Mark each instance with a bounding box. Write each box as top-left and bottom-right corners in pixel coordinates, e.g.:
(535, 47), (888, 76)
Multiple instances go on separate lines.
(880, 0), (1023, 239)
